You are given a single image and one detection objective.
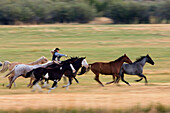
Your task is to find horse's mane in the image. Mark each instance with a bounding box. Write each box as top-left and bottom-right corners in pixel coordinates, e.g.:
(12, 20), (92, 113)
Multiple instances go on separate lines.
(134, 56), (146, 63)
(109, 55), (124, 63)
(61, 57), (78, 63)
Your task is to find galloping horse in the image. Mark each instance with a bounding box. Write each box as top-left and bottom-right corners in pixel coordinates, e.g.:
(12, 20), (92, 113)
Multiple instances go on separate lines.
(25, 58), (77, 93)
(0, 56), (48, 87)
(62, 57), (89, 89)
(3, 61), (53, 89)
(119, 54), (154, 86)
(42, 57), (89, 90)
(83, 54), (132, 87)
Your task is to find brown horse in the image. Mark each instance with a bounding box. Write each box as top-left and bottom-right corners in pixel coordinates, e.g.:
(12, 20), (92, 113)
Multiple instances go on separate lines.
(89, 54), (132, 87)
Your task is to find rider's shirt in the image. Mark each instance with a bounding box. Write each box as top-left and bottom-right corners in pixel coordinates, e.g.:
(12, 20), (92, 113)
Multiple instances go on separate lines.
(52, 52), (67, 61)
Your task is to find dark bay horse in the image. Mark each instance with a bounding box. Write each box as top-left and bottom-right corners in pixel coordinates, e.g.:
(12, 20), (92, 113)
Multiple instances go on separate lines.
(42, 57), (89, 90)
(62, 57), (89, 89)
(25, 58), (77, 92)
(119, 54), (154, 86)
(82, 54), (132, 87)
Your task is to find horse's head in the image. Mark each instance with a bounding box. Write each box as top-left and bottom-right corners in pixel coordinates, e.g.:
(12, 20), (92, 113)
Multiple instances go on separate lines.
(146, 54), (154, 65)
(80, 57), (89, 68)
(123, 54), (132, 64)
(40, 56), (48, 64)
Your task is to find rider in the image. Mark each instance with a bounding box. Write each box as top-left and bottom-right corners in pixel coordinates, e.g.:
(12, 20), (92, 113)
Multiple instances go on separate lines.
(51, 48), (67, 63)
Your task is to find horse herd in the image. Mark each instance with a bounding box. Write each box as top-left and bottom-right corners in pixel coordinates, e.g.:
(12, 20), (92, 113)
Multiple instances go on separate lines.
(0, 54), (154, 93)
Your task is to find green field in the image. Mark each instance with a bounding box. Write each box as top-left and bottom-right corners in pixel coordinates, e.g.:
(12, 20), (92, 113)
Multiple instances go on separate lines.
(0, 24), (170, 112)
(0, 24), (170, 78)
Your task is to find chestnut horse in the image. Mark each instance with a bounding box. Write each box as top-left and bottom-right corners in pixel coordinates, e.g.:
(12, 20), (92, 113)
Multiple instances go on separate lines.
(88, 54), (132, 87)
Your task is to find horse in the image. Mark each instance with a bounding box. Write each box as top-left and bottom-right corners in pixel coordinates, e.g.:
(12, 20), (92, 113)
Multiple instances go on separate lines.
(3, 61), (53, 89)
(119, 54), (154, 86)
(42, 57), (89, 90)
(62, 57), (89, 89)
(80, 54), (132, 87)
(25, 58), (78, 93)
(0, 56), (48, 73)
(0, 56), (48, 87)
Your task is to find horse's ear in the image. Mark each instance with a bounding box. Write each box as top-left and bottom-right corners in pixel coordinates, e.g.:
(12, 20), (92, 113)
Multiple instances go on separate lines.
(124, 54), (127, 56)
(147, 54), (149, 56)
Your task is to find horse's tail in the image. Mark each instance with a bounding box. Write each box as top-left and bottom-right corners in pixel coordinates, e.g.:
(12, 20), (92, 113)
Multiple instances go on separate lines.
(25, 70), (34, 78)
(78, 64), (91, 75)
(3, 65), (15, 78)
(0, 61), (11, 73)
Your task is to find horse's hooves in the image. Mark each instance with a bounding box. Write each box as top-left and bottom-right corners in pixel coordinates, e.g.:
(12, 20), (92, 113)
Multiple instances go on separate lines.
(39, 90), (43, 93)
(62, 86), (66, 88)
(101, 85), (104, 87)
(2, 84), (4, 87)
(105, 83), (109, 85)
(116, 84), (121, 86)
(48, 90), (51, 94)
(31, 90), (35, 92)
(6, 85), (9, 88)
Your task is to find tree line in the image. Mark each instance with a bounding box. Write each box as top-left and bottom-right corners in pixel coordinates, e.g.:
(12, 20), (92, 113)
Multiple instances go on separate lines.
(0, 0), (170, 24)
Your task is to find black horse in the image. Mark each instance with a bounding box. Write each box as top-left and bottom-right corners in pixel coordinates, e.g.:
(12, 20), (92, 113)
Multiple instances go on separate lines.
(25, 58), (77, 93)
(61, 57), (89, 89)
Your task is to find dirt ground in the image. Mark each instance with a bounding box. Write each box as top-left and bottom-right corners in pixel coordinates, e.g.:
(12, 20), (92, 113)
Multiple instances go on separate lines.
(0, 83), (169, 110)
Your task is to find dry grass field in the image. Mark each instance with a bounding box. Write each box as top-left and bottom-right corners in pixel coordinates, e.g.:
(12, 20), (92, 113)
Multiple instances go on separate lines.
(0, 24), (170, 112)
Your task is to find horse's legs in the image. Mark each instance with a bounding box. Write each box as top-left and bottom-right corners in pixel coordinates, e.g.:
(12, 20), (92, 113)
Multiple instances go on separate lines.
(137, 73), (148, 85)
(27, 76), (35, 87)
(94, 73), (104, 87)
(48, 80), (58, 93)
(63, 75), (67, 84)
(135, 78), (143, 82)
(31, 79), (40, 92)
(115, 75), (121, 84)
(62, 77), (72, 90)
(42, 79), (49, 88)
(6, 72), (15, 87)
(106, 75), (115, 85)
(73, 77), (79, 83)
(9, 75), (20, 89)
(121, 72), (131, 86)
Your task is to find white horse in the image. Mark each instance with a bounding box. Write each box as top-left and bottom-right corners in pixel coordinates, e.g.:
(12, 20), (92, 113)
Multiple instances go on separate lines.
(0, 56), (48, 87)
(4, 61), (54, 88)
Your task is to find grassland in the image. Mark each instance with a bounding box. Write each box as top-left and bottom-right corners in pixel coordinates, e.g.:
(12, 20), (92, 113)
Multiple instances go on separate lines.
(0, 24), (170, 112)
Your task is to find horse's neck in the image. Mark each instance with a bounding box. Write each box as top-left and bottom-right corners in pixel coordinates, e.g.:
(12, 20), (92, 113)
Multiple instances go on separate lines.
(112, 58), (125, 68)
(31, 61), (53, 69)
(136, 58), (147, 67)
(41, 61), (53, 68)
(118, 58), (127, 68)
(27, 58), (42, 65)
(73, 61), (82, 71)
